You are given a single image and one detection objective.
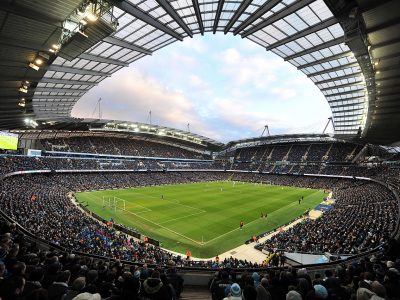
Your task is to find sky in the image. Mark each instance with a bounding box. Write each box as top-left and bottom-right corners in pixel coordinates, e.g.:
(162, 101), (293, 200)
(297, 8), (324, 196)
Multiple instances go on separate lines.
(72, 32), (332, 142)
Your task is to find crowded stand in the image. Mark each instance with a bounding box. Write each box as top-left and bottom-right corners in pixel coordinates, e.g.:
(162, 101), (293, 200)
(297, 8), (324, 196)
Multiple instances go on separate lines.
(326, 143), (361, 162)
(287, 145), (309, 162)
(0, 169), (397, 258)
(0, 138), (399, 300)
(259, 182), (397, 254)
(0, 156), (219, 177)
(269, 145), (291, 162)
(306, 144), (331, 162)
(41, 137), (209, 160)
(0, 168), (399, 300)
(233, 142), (363, 166)
(0, 212), (399, 300)
(0, 171), (264, 269)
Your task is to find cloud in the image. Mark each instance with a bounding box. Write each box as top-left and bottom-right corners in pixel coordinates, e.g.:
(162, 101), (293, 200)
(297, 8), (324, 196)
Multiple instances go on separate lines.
(72, 68), (217, 138)
(271, 87), (297, 100)
(180, 37), (208, 53)
(72, 34), (333, 142)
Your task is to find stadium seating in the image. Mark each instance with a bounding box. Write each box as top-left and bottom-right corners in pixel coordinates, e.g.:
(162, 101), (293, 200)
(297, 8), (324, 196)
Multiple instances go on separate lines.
(0, 139), (400, 300)
(41, 137), (210, 159)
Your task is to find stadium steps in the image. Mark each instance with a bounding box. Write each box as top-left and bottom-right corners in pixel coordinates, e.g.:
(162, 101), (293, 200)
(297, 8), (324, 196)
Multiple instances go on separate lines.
(180, 287), (212, 299)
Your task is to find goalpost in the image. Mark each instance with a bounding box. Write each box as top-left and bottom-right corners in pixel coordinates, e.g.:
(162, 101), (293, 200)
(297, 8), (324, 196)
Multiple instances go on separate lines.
(102, 196), (126, 211)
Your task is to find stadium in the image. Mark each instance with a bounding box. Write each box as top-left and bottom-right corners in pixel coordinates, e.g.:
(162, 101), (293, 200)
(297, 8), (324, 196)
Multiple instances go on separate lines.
(0, 0), (400, 299)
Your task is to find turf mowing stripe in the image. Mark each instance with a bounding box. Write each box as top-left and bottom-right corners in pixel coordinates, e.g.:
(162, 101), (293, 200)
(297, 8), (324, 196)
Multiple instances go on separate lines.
(85, 193), (204, 244)
(115, 196), (152, 212)
(203, 216), (261, 245)
(127, 190), (205, 213)
(157, 210), (207, 225)
(201, 191), (317, 245)
(76, 182), (325, 257)
(121, 207), (204, 245)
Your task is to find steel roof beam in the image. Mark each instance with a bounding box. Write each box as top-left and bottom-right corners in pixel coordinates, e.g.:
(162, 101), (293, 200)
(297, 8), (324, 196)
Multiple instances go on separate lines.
(375, 74), (400, 82)
(370, 36), (400, 51)
(224, 0), (252, 34)
(0, 1), (62, 28)
(0, 76), (97, 86)
(284, 37), (343, 61)
(265, 17), (338, 50)
(375, 64), (400, 73)
(79, 53), (129, 66)
(114, 0), (183, 41)
(35, 87), (89, 93)
(155, 0), (193, 37)
(328, 95), (366, 103)
(192, 0), (204, 35)
(330, 102), (364, 109)
(335, 121), (361, 131)
(240, 0), (315, 37)
(213, 0), (225, 34)
(332, 107), (364, 113)
(233, 0), (281, 35)
(103, 36), (152, 55)
(0, 37), (50, 52)
(32, 95), (81, 99)
(313, 72), (362, 85)
(325, 88), (365, 98)
(40, 78), (98, 86)
(46, 65), (110, 77)
(307, 62), (359, 77)
(366, 17), (400, 34)
(296, 51), (353, 70)
(320, 80), (363, 91)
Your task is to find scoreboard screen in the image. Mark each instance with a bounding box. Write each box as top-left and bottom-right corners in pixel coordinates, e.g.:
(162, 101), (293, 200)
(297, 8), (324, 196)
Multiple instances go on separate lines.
(0, 131), (18, 150)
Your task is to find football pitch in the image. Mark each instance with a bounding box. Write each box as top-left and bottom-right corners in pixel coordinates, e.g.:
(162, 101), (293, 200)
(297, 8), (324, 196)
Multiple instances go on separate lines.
(75, 181), (325, 258)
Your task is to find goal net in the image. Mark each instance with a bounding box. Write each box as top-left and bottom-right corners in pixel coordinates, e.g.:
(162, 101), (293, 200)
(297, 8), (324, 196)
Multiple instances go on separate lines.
(102, 196), (126, 211)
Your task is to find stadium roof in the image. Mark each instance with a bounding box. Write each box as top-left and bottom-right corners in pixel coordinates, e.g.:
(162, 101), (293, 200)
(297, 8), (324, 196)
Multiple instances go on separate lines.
(0, 0), (399, 144)
(224, 133), (343, 149)
(10, 118), (224, 148)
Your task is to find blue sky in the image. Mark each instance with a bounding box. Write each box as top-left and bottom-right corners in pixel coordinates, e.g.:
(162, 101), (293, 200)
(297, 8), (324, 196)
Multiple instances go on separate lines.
(72, 33), (332, 142)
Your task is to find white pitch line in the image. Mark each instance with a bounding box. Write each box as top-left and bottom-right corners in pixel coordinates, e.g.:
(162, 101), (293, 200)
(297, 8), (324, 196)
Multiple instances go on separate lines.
(121, 208), (204, 245)
(203, 217), (262, 245)
(127, 190), (205, 213)
(203, 195), (317, 245)
(157, 210), (206, 225)
(119, 197), (151, 212)
(135, 210), (152, 214)
(83, 194), (203, 244)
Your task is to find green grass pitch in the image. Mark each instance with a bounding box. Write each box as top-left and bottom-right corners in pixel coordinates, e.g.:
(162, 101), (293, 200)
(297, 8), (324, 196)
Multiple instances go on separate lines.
(76, 181), (325, 258)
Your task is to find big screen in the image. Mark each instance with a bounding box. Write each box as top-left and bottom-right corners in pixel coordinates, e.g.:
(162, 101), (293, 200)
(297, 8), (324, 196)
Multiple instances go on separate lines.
(0, 131), (18, 150)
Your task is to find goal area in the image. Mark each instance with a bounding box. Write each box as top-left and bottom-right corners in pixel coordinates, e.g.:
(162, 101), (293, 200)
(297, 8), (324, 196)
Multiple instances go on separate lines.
(102, 196), (126, 211)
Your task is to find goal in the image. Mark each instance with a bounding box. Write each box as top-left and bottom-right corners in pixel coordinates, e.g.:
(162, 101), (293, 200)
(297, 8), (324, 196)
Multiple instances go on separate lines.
(102, 196), (126, 211)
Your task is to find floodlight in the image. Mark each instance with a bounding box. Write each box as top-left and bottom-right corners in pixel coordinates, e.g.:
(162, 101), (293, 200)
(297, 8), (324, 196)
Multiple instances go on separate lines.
(19, 87), (28, 93)
(29, 62), (40, 71)
(86, 12), (98, 22)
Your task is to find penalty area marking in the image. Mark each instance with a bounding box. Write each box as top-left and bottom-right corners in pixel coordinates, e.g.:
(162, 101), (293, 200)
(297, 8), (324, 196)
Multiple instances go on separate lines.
(114, 196), (152, 214)
(126, 190), (206, 214)
(156, 210), (206, 225)
(121, 208), (205, 245)
(86, 193), (206, 245)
